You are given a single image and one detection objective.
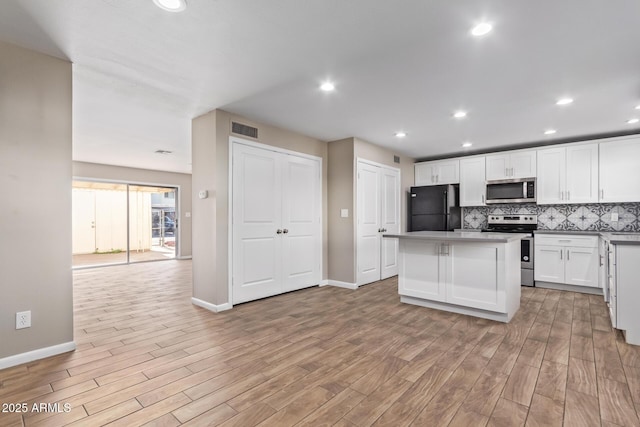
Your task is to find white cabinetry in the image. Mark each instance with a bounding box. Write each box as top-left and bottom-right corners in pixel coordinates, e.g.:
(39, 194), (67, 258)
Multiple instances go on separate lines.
(537, 143), (598, 204)
(609, 243), (640, 345)
(599, 137), (640, 203)
(534, 234), (599, 288)
(486, 150), (536, 180)
(415, 159), (459, 186)
(398, 239), (521, 321)
(357, 160), (401, 286)
(459, 156), (486, 207)
(232, 142), (322, 304)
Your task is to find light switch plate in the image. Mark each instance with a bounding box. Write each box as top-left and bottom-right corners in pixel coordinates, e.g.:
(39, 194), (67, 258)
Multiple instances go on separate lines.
(185, 212), (191, 218)
(611, 212), (619, 222)
(340, 209), (349, 218)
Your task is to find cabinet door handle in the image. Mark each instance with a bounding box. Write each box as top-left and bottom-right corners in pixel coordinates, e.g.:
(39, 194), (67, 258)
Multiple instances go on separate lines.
(283, 229), (289, 234)
(567, 249), (570, 260)
(567, 191), (570, 201)
(600, 189), (604, 199)
(560, 250), (563, 260)
(481, 194), (485, 203)
(436, 174), (439, 183)
(277, 229), (283, 234)
(600, 255), (604, 266)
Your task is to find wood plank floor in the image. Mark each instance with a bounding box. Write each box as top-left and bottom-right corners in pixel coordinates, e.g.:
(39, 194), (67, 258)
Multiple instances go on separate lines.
(2, 260), (640, 426)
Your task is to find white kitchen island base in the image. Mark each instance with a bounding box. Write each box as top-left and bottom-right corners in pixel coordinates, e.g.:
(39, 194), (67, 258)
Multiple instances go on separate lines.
(385, 232), (526, 323)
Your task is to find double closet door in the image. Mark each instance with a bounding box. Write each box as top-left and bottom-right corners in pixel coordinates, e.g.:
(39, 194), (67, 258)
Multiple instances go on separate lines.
(232, 142), (322, 304)
(357, 160), (401, 286)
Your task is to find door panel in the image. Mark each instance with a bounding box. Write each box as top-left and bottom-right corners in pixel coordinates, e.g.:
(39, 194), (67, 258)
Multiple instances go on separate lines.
(357, 162), (382, 285)
(381, 167), (400, 279)
(447, 244), (504, 312)
(232, 144), (282, 304)
(510, 151), (536, 178)
(399, 240), (445, 301)
(281, 155), (320, 291)
(534, 245), (564, 283)
(537, 147), (565, 204)
(565, 247), (599, 287)
(566, 144), (598, 203)
(72, 190), (96, 254)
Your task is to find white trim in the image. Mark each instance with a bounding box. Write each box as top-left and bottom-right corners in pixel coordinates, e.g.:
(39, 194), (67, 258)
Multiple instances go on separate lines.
(400, 296), (513, 323)
(228, 136), (324, 306)
(0, 341), (76, 370)
(327, 280), (359, 290)
(318, 279), (329, 286)
(534, 281), (604, 295)
(191, 297), (232, 313)
(355, 157), (402, 173)
(177, 255), (192, 260)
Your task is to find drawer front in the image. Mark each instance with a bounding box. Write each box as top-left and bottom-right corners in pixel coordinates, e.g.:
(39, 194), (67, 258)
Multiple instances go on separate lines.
(535, 234), (598, 248)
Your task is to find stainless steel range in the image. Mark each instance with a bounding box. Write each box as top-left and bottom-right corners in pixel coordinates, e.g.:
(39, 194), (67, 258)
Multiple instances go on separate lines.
(483, 214), (537, 287)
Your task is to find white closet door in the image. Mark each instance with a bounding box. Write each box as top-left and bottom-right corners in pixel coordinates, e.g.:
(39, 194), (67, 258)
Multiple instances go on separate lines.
(380, 167), (400, 279)
(232, 144), (282, 304)
(357, 161), (382, 285)
(281, 154), (321, 292)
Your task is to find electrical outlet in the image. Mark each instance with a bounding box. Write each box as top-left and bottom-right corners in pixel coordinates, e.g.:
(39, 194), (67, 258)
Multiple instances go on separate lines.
(611, 212), (619, 222)
(16, 311), (31, 329)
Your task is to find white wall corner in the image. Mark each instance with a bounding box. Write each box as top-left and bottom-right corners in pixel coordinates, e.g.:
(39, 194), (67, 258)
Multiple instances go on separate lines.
(327, 280), (359, 290)
(0, 341), (76, 371)
(191, 297), (232, 313)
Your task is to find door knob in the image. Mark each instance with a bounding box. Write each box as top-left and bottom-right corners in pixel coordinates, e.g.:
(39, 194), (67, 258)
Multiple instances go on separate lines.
(283, 229), (289, 234)
(276, 229), (283, 234)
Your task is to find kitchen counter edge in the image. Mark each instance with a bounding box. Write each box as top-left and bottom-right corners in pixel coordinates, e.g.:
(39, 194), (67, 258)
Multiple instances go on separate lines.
(382, 231), (528, 243)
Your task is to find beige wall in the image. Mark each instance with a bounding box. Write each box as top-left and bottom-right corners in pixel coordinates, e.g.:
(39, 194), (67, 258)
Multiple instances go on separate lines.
(72, 161), (193, 257)
(0, 41), (73, 359)
(327, 137), (415, 284)
(328, 138), (355, 283)
(191, 110), (328, 306)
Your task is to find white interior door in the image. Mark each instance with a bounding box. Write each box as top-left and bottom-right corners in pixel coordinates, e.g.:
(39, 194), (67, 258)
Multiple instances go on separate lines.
(357, 161), (382, 285)
(380, 167), (400, 279)
(232, 144), (283, 304)
(72, 190), (96, 254)
(281, 154), (321, 292)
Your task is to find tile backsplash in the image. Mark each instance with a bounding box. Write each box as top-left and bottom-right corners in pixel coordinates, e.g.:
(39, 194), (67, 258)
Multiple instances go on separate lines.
(463, 203), (640, 232)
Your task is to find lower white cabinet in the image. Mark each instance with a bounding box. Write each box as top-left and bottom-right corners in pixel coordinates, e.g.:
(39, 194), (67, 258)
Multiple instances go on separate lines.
(534, 235), (599, 288)
(609, 243), (640, 345)
(399, 239), (519, 315)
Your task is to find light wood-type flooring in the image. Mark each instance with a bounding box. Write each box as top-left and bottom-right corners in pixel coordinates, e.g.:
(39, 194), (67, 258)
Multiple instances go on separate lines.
(1, 260), (640, 426)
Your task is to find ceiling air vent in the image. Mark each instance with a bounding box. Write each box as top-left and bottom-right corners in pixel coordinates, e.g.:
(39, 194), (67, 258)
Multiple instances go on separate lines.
(231, 122), (258, 139)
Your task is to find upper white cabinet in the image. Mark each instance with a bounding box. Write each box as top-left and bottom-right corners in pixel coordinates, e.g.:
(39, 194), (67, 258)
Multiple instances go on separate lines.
(537, 143), (598, 204)
(599, 137), (640, 203)
(459, 156), (486, 206)
(486, 149), (536, 181)
(415, 159), (459, 186)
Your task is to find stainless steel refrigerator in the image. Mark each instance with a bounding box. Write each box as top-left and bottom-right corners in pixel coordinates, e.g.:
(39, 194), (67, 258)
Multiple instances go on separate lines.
(409, 185), (461, 231)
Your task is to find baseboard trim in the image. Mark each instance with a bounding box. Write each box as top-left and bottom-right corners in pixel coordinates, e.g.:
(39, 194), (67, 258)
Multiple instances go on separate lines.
(535, 281), (603, 295)
(318, 279), (329, 287)
(177, 256), (193, 260)
(191, 297), (232, 313)
(0, 341), (76, 371)
(327, 280), (358, 290)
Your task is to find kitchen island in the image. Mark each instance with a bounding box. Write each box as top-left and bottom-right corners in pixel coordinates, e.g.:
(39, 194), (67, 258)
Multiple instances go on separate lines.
(383, 231), (528, 322)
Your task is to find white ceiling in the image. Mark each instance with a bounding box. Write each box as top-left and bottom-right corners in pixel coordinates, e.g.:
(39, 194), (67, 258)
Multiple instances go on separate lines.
(1, 0), (640, 174)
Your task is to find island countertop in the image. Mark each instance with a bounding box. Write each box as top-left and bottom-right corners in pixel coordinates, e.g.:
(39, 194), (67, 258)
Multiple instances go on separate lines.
(383, 231), (529, 243)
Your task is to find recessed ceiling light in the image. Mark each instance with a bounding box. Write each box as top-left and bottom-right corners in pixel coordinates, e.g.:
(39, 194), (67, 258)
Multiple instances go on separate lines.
(320, 82), (335, 92)
(453, 111), (467, 119)
(544, 129), (557, 135)
(155, 149), (173, 155)
(395, 132), (407, 138)
(153, 0), (186, 12)
(627, 118), (639, 124)
(471, 23), (493, 36)
(556, 98), (574, 106)
(461, 142), (473, 148)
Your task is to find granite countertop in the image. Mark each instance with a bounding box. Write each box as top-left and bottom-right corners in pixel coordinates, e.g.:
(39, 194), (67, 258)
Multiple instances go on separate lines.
(534, 229), (640, 245)
(382, 231), (528, 243)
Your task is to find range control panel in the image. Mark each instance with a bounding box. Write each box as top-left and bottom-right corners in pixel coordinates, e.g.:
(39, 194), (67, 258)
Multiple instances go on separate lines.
(487, 214), (538, 226)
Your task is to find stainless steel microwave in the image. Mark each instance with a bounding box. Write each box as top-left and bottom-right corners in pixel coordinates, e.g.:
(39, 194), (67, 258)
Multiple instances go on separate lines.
(486, 178), (536, 204)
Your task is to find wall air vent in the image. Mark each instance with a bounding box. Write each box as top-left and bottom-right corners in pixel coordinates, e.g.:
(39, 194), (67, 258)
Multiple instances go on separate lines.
(231, 122), (258, 139)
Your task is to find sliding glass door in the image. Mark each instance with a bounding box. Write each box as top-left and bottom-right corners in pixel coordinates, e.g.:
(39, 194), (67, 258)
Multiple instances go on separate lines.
(72, 181), (177, 268)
